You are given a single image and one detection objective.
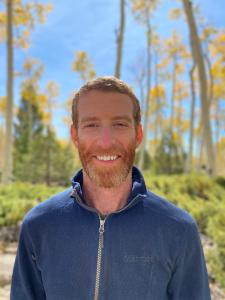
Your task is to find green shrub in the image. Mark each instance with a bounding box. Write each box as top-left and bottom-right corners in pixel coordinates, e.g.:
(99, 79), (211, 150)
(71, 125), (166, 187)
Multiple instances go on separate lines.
(0, 183), (63, 227)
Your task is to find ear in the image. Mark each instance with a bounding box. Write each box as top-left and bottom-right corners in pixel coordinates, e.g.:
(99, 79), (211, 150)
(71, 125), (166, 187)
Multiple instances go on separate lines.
(136, 123), (143, 148)
(70, 124), (78, 147)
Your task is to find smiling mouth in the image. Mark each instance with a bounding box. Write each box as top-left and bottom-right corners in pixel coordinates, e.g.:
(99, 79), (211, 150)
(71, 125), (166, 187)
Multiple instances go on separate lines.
(94, 155), (121, 162)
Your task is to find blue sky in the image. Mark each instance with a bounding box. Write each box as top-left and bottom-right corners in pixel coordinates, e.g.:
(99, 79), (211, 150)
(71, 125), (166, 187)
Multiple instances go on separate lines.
(0, 0), (225, 139)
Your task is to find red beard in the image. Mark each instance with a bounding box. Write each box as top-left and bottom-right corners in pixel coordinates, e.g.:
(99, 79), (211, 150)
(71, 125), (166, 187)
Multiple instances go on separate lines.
(77, 140), (136, 188)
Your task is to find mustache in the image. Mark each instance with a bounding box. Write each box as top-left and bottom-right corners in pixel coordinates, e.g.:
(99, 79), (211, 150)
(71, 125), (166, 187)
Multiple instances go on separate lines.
(85, 146), (124, 156)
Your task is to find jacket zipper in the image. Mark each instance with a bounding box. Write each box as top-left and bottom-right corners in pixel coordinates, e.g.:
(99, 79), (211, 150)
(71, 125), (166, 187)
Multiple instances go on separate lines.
(94, 215), (107, 300)
(71, 187), (145, 300)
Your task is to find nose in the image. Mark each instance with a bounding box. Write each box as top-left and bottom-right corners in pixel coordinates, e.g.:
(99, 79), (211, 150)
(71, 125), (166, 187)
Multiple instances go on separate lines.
(98, 126), (114, 148)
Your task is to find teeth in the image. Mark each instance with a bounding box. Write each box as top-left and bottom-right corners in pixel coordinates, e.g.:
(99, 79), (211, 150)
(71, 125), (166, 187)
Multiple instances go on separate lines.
(97, 155), (118, 161)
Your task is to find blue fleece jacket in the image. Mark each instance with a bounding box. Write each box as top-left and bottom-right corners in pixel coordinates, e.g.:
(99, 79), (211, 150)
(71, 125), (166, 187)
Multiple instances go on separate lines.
(10, 167), (211, 300)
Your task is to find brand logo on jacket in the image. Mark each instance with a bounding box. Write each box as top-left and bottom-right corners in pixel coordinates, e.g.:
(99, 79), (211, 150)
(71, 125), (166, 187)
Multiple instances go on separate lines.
(124, 255), (155, 264)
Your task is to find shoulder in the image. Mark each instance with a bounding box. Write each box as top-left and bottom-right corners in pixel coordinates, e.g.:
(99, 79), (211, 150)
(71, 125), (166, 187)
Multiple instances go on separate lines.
(143, 190), (197, 230)
(22, 187), (74, 227)
(142, 190), (201, 252)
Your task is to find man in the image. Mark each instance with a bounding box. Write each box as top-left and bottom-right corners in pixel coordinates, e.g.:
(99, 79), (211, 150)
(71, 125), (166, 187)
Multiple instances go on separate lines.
(11, 76), (211, 300)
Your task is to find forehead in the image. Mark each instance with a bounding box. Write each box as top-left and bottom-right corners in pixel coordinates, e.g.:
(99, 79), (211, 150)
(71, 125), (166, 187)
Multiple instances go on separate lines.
(77, 90), (134, 120)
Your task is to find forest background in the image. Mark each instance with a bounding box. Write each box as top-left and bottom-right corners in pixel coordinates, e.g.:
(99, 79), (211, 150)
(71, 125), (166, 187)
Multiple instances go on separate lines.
(0, 0), (225, 298)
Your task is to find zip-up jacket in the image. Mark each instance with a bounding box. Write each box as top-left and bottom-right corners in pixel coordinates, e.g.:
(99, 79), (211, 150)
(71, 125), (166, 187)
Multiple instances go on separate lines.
(11, 167), (211, 300)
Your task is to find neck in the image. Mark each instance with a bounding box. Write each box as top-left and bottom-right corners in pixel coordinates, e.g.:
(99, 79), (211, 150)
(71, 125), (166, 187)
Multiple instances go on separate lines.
(82, 171), (132, 216)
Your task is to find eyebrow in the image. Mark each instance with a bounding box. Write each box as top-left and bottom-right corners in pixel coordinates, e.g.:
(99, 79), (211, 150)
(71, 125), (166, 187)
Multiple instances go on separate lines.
(111, 115), (132, 123)
(80, 117), (99, 124)
(80, 115), (133, 124)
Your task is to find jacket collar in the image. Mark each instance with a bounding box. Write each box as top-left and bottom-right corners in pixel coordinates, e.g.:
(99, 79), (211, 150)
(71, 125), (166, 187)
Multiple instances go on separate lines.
(70, 166), (147, 213)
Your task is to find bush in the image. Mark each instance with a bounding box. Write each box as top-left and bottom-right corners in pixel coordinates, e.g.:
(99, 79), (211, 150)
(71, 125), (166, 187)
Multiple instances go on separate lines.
(153, 131), (186, 174)
(134, 149), (151, 170)
(0, 183), (63, 227)
(206, 210), (225, 289)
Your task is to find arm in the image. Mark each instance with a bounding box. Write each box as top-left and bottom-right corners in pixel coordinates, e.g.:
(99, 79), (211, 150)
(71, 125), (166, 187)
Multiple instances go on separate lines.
(10, 219), (46, 300)
(167, 220), (211, 300)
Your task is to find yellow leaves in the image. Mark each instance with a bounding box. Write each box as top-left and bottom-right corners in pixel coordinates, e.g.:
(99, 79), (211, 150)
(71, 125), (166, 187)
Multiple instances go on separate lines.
(175, 63), (185, 74)
(209, 30), (225, 104)
(157, 57), (169, 69)
(213, 84), (225, 101)
(21, 85), (37, 105)
(150, 85), (166, 100)
(132, 0), (158, 13)
(72, 51), (96, 82)
(152, 32), (160, 48)
(23, 57), (39, 72)
(131, 0), (145, 12)
(46, 81), (60, 99)
(170, 131), (180, 143)
(0, 11), (6, 24)
(22, 58), (44, 84)
(165, 30), (188, 59)
(13, 1), (52, 27)
(38, 93), (48, 106)
(181, 120), (190, 132)
(209, 30), (225, 62)
(217, 137), (225, 150)
(0, 11), (6, 42)
(169, 8), (183, 20)
(174, 81), (189, 101)
(130, 0), (158, 23)
(34, 3), (53, 24)
(0, 96), (7, 115)
(17, 38), (29, 49)
(0, 0), (52, 48)
(42, 111), (51, 124)
(72, 51), (88, 73)
(201, 26), (217, 41)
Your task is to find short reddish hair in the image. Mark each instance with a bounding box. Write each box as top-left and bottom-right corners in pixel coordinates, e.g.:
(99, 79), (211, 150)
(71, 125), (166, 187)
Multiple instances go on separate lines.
(72, 76), (141, 129)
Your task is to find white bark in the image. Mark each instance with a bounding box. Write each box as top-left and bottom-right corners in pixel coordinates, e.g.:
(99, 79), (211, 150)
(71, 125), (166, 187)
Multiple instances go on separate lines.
(2, 0), (14, 184)
(138, 8), (151, 170)
(115, 0), (125, 78)
(182, 0), (215, 176)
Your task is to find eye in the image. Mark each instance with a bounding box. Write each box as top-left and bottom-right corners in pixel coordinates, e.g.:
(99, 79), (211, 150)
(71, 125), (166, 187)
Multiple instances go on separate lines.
(114, 122), (128, 127)
(85, 123), (99, 128)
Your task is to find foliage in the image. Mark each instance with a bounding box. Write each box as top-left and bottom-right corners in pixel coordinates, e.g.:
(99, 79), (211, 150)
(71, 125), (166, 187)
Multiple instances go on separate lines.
(135, 149), (151, 170)
(153, 130), (186, 174)
(206, 211), (225, 289)
(0, 183), (63, 226)
(72, 51), (96, 82)
(13, 88), (76, 185)
(0, 0), (52, 48)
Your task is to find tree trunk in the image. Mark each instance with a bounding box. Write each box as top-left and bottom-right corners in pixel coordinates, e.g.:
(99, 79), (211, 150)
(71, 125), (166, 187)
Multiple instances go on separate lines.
(204, 52), (214, 106)
(186, 64), (196, 172)
(214, 99), (221, 174)
(0, 126), (5, 174)
(27, 86), (34, 151)
(176, 85), (183, 139)
(170, 55), (177, 134)
(182, 0), (215, 176)
(115, 0), (125, 78)
(2, 0), (14, 184)
(46, 126), (51, 186)
(138, 8), (151, 170)
(153, 49), (161, 153)
(46, 97), (53, 186)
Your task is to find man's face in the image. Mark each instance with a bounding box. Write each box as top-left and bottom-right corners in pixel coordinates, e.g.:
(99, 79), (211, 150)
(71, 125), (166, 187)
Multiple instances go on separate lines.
(71, 90), (142, 188)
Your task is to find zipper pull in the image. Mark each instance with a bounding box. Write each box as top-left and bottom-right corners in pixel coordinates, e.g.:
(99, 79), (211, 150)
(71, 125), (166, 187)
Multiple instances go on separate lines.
(99, 219), (105, 233)
(99, 218), (106, 249)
